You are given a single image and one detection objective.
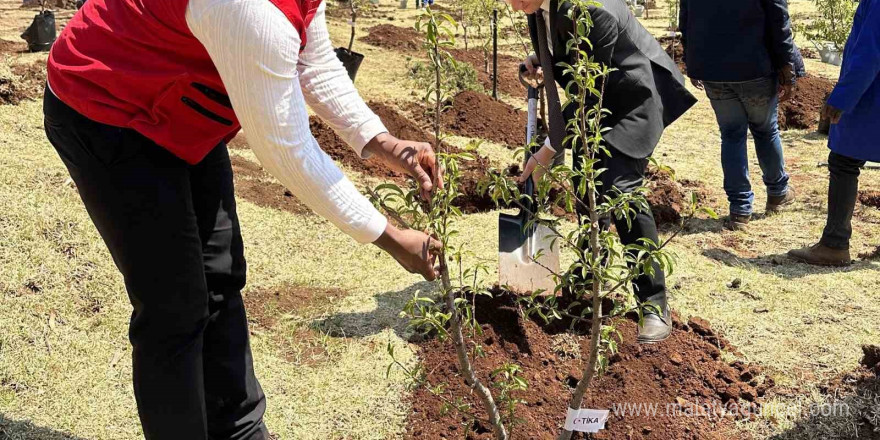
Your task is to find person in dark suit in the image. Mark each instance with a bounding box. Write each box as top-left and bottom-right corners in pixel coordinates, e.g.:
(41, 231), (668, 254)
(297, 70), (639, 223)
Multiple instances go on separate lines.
(511, 0), (697, 343)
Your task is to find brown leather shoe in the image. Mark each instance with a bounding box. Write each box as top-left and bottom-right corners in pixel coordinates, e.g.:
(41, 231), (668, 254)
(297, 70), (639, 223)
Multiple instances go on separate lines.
(724, 214), (751, 231)
(787, 243), (852, 267)
(766, 187), (796, 213)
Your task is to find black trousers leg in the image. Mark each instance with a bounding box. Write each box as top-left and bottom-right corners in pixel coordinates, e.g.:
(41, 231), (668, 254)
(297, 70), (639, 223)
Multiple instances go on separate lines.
(573, 146), (667, 308)
(820, 151), (866, 250)
(191, 147), (268, 440)
(43, 89), (266, 440)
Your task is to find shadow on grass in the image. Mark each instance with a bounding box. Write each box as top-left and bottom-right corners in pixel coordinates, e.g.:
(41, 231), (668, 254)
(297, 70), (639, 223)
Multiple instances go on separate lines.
(311, 281), (438, 340)
(0, 414), (89, 440)
(702, 247), (880, 279)
(770, 370), (880, 440)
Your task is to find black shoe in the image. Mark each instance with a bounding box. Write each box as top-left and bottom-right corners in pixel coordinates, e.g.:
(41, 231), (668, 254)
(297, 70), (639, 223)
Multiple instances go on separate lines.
(637, 307), (672, 344)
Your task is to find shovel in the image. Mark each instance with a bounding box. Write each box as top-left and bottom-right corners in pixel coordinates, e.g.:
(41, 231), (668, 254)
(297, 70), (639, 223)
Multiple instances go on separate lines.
(498, 66), (560, 293)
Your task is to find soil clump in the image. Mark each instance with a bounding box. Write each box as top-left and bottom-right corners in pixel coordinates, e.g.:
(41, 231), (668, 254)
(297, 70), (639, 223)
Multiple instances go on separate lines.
(406, 292), (771, 440)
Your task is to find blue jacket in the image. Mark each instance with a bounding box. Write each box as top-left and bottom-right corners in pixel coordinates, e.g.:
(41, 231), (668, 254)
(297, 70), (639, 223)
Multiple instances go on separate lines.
(828, 0), (880, 162)
(679, 0), (796, 82)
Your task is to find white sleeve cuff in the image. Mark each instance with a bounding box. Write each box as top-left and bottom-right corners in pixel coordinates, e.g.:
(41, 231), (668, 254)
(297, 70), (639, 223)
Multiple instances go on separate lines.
(357, 207), (389, 243)
(348, 116), (388, 159)
(543, 136), (556, 152)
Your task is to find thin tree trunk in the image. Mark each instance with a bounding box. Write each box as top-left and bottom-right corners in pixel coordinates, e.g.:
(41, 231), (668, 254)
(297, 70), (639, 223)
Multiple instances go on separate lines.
(440, 257), (508, 440)
(432, 39), (507, 440)
(348, 0), (357, 51)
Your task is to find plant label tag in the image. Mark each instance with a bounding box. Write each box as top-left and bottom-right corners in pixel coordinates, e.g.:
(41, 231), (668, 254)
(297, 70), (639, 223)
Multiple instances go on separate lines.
(347, 20), (355, 26)
(564, 408), (610, 433)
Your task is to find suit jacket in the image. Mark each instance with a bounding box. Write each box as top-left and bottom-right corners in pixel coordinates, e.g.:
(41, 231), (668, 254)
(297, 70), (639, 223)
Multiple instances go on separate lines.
(528, 0), (697, 159)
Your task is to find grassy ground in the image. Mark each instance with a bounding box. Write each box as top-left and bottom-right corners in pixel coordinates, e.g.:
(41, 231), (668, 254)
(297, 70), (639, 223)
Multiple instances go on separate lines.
(1, 0), (878, 439)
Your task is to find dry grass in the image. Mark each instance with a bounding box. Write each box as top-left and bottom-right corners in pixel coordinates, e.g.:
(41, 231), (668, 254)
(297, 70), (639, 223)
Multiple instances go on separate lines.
(2, 0), (878, 439)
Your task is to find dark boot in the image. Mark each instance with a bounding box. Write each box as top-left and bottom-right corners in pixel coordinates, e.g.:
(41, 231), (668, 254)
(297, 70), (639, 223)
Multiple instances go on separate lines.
(766, 187), (796, 213)
(788, 243), (852, 267)
(637, 303), (672, 344)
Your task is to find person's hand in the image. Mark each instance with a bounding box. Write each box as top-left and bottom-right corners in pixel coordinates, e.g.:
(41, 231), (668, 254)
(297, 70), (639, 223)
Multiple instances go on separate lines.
(517, 144), (557, 185)
(822, 103), (844, 124)
(778, 65), (795, 103)
(373, 224), (442, 281)
(364, 133), (444, 201)
(690, 78), (704, 90)
(523, 53), (543, 83)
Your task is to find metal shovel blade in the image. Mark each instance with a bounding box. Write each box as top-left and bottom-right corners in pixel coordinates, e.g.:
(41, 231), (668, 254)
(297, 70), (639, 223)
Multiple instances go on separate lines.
(498, 76), (560, 293)
(499, 212), (559, 293)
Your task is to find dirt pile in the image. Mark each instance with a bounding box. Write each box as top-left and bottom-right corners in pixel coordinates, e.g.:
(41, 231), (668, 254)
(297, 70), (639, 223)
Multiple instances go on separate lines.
(362, 24), (525, 97)
(778, 74), (836, 131)
(230, 102), (498, 214)
(406, 292), (770, 440)
(447, 48), (524, 98)
(230, 155), (311, 215)
(446, 90), (527, 148)
(0, 39), (25, 55)
(362, 24), (423, 52)
(645, 168), (708, 227)
(858, 190), (880, 209)
(1, 61), (46, 105)
(657, 36), (686, 75)
(862, 345), (880, 376)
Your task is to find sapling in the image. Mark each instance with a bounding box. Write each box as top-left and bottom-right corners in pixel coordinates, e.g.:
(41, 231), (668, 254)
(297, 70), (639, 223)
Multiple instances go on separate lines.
(799, 0), (857, 52)
(485, 1), (715, 438)
(375, 7), (516, 440)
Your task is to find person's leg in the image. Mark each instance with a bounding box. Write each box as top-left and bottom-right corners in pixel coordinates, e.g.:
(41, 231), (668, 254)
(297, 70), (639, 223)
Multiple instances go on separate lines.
(820, 151), (866, 249)
(191, 146), (269, 440)
(704, 82), (754, 217)
(741, 77), (791, 204)
(600, 152), (666, 308)
(43, 89), (210, 439)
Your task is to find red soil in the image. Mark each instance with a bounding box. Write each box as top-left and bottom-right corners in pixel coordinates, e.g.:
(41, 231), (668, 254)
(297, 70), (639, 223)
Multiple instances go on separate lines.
(645, 168), (709, 227)
(778, 74), (836, 131)
(362, 24), (525, 97)
(1, 61), (45, 105)
(446, 90), (528, 148)
(406, 292), (771, 439)
(362, 24), (423, 52)
(858, 190), (880, 208)
(230, 155), (311, 216)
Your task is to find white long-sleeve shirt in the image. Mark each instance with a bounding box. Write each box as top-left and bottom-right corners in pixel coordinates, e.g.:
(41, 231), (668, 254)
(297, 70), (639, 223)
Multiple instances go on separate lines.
(186, 0), (388, 243)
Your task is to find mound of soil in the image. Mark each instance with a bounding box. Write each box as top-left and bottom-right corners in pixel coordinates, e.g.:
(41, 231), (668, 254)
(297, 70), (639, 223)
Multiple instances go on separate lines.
(228, 103), (498, 214)
(645, 168), (708, 227)
(657, 36), (686, 75)
(446, 90), (527, 148)
(406, 292), (771, 440)
(778, 74), (836, 131)
(362, 24), (524, 97)
(0, 39), (26, 55)
(230, 155), (311, 215)
(863, 345), (880, 376)
(447, 48), (525, 98)
(858, 190), (880, 208)
(1, 61), (46, 105)
(362, 24), (423, 52)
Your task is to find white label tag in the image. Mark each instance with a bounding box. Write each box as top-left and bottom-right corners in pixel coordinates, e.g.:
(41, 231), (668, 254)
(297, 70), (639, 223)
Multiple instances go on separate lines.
(564, 408), (610, 433)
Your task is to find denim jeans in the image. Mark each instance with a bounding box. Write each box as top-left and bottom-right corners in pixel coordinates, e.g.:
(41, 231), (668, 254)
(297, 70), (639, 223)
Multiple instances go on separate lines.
(704, 76), (790, 216)
(821, 152), (866, 249)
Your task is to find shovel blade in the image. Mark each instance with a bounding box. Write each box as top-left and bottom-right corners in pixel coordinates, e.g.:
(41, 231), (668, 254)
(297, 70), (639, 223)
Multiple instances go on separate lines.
(498, 213), (559, 293)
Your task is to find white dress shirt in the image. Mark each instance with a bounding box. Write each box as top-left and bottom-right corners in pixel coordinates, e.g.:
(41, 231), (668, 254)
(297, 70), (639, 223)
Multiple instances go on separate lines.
(186, 0), (389, 244)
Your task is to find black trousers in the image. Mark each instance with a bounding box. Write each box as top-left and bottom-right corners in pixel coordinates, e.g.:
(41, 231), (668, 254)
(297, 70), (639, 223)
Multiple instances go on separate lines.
(821, 151), (867, 250)
(572, 144), (667, 308)
(43, 89), (268, 440)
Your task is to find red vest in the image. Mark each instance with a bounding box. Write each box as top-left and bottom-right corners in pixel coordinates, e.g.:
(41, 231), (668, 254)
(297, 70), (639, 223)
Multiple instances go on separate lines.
(47, 0), (321, 164)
